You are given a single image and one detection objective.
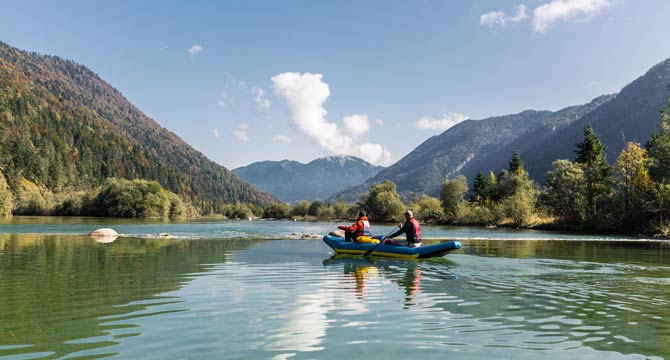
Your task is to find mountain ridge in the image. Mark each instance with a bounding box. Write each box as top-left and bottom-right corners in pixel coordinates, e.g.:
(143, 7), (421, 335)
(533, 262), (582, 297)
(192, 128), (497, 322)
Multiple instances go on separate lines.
(233, 155), (383, 202)
(335, 55), (670, 201)
(0, 41), (274, 212)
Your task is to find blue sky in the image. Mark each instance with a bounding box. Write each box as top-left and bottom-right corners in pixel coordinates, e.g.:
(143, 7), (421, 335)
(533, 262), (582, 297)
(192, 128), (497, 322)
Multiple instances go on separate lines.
(2, 0), (670, 168)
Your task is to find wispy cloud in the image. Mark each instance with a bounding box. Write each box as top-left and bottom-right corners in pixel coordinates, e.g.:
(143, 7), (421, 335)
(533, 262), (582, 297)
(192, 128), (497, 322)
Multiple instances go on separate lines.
(271, 72), (392, 165)
(216, 92), (228, 108)
(271, 134), (292, 144)
(374, 119), (384, 126)
(212, 128), (220, 138)
(480, 5), (527, 28)
(251, 87), (271, 112)
(187, 44), (203, 56)
(233, 123), (249, 141)
(414, 113), (469, 131)
(233, 130), (248, 141)
(481, 1), (611, 32)
(533, 0), (611, 32)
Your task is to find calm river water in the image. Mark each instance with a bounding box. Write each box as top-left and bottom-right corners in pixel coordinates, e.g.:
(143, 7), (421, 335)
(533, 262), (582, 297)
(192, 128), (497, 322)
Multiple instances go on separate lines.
(0, 217), (668, 359)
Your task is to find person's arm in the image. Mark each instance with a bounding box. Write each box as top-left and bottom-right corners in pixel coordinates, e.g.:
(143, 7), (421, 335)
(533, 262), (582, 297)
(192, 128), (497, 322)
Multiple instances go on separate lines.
(338, 220), (359, 232)
(388, 222), (408, 238)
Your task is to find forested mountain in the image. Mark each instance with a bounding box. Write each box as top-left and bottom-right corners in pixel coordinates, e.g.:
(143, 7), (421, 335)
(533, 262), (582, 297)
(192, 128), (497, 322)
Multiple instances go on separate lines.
(336, 56), (670, 201)
(0, 41), (273, 213)
(522, 57), (670, 181)
(460, 95), (614, 183)
(335, 96), (612, 200)
(233, 156), (383, 202)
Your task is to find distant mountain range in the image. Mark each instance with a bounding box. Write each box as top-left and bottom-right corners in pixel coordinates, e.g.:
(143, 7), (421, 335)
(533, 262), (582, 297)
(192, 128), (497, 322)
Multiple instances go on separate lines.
(233, 156), (384, 202)
(0, 41), (274, 212)
(335, 56), (670, 201)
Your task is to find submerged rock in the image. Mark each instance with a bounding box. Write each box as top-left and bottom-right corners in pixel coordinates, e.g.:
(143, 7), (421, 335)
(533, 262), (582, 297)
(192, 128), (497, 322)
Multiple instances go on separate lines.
(287, 233), (322, 240)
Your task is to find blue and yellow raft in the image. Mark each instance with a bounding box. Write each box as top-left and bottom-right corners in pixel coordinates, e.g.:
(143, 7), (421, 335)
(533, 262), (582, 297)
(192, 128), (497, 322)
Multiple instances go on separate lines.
(322, 235), (461, 259)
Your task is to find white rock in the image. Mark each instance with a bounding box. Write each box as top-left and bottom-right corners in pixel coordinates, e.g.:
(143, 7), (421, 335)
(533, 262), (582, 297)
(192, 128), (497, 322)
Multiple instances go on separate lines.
(88, 228), (118, 236)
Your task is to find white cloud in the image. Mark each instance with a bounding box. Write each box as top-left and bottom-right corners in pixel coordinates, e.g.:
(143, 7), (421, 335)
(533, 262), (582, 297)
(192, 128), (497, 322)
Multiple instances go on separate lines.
(271, 72), (392, 165)
(216, 92), (228, 108)
(212, 128), (220, 138)
(233, 130), (248, 141)
(342, 114), (371, 138)
(533, 0), (611, 32)
(271, 134), (292, 144)
(232, 123), (249, 141)
(187, 44), (203, 56)
(375, 119), (384, 126)
(510, 5), (528, 23)
(480, 5), (527, 28)
(251, 87), (271, 112)
(414, 113), (469, 131)
(481, 11), (508, 27)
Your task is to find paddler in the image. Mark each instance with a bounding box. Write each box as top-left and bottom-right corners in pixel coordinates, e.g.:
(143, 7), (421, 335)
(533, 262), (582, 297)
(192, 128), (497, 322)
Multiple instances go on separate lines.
(386, 209), (422, 248)
(337, 210), (371, 242)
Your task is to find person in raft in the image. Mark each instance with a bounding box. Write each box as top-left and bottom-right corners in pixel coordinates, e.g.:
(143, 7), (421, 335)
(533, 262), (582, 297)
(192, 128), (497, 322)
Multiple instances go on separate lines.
(386, 210), (422, 248)
(338, 210), (371, 242)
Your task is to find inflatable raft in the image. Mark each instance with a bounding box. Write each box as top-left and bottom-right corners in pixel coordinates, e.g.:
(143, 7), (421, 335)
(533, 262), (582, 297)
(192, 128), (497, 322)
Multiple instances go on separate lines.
(322, 235), (461, 259)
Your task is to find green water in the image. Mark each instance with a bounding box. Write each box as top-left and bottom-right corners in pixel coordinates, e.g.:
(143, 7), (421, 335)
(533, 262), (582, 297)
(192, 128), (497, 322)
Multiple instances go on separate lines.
(0, 219), (669, 359)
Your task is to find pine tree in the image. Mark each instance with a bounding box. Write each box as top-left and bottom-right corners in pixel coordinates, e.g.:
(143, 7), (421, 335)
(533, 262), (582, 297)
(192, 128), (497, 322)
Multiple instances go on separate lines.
(574, 124), (610, 217)
(472, 171), (486, 203)
(508, 151), (525, 177)
(645, 96), (670, 183)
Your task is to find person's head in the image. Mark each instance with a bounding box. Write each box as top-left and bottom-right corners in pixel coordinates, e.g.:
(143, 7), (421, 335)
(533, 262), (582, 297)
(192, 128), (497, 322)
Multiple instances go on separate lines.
(404, 210), (413, 219)
(358, 210), (366, 218)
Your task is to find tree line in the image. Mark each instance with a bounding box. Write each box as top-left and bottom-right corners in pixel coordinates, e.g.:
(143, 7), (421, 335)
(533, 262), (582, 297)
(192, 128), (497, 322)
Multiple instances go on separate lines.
(2, 81), (669, 234)
(214, 97), (670, 236)
(0, 177), (195, 218)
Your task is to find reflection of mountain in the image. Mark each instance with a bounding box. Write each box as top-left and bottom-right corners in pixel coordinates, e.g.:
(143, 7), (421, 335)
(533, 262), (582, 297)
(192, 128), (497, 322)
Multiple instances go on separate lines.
(0, 234), (258, 359)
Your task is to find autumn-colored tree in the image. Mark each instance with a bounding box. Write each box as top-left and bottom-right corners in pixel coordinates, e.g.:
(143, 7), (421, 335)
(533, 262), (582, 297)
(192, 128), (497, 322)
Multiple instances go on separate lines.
(0, 170), (12, 216)
(614, 142), (651, 214)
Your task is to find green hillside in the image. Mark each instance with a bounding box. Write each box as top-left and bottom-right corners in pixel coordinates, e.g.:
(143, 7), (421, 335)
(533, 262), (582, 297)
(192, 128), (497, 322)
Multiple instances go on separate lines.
(0, 41), (274, 214)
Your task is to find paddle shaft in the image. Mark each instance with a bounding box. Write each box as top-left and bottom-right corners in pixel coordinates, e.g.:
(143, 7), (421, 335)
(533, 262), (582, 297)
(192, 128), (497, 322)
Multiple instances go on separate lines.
(362, 227), (398, 257)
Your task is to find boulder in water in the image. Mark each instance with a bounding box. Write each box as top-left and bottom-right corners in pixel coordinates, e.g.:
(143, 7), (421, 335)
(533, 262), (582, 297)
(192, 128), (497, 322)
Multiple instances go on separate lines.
(89, 228), (118, 236)
(89, 228), (119, 243)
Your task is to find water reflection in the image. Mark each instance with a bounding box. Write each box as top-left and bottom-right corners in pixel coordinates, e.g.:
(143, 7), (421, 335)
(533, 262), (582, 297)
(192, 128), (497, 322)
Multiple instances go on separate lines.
(0, 234), (257, 359)
(323, 255), (458, 307)
(1, 234), (669, 359)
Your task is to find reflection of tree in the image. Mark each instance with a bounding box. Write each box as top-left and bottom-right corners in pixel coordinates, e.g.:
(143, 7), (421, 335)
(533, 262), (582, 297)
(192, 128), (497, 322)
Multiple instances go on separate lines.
(0, 234), (257, 359)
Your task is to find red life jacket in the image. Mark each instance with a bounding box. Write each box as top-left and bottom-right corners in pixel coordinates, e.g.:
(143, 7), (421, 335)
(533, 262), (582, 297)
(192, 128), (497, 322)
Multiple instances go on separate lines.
(409, 217), (421, 242)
